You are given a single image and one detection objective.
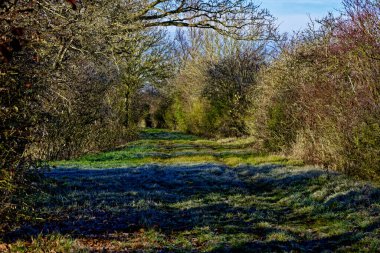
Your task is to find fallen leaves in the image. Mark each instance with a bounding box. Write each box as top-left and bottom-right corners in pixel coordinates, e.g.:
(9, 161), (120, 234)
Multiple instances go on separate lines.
(0, 244), (8, 252)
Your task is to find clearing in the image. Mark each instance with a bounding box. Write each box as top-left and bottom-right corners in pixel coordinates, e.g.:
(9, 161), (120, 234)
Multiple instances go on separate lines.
(2, 129), (380, 252)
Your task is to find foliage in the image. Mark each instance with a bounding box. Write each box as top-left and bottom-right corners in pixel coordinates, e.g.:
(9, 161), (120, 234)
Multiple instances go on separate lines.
(0, 0), (44, 232)
(203, 51), (262, 136)
(163, 30), (272, 137)
(252, 0), (380, 179)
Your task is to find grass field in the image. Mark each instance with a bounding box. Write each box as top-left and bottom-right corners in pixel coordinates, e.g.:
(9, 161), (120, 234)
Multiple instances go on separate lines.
(1, 129), (380, 252)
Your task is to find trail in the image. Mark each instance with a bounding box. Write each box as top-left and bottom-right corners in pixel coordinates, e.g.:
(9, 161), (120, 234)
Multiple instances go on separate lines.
(2, 130), (380, 252)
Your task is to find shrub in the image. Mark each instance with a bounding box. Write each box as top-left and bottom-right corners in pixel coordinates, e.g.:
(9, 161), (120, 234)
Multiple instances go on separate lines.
(252, 0), (380, 179)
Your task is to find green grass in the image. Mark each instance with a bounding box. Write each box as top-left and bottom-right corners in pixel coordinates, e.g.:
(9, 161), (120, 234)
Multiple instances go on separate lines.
(5, 234), (87, 253)
(3, 129), (380, 252)
(51, 129), (302, 168)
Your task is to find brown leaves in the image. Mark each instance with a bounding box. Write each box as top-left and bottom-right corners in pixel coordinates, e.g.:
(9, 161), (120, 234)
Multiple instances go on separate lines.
(0, 244), (9, 252)
(65, 0), (77, 10)
(0, 43), (13, 63)
(0, 28), (25, 63)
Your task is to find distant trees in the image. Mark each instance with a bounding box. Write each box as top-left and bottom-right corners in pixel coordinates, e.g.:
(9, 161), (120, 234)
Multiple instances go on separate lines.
(203, 50), (263, 136)
(163, 29), (271, 136)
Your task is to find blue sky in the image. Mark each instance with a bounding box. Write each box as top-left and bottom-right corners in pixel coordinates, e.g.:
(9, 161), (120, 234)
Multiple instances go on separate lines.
(259, 0), (344, 33)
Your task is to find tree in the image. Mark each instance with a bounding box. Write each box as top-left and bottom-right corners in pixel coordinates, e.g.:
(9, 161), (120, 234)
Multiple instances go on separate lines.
(125, 0), (276, 40)
(163, 28), (269, 136)
(203, 49), (264, 136)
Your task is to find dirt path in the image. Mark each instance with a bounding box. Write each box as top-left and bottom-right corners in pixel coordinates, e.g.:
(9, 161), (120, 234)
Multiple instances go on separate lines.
(2, 130), (380, 252)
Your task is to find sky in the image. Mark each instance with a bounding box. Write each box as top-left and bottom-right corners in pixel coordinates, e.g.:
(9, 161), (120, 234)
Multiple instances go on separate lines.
(259, 0), (344, 33)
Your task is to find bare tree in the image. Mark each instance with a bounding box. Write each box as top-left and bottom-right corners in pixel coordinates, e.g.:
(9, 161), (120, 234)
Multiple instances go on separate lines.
(131, 0), (276, 40)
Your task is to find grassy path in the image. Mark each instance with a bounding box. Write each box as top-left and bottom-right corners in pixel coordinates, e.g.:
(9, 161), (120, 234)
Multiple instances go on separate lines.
(2, 129), (380, 252)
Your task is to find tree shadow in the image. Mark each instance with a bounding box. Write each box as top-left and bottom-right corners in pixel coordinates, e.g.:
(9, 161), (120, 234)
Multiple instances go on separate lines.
(2, 163), (380, 252)
(208, 220), (380, 252)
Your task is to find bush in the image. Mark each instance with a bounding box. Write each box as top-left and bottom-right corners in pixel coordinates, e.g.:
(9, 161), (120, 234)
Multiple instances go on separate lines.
(252, 0), (380, 179)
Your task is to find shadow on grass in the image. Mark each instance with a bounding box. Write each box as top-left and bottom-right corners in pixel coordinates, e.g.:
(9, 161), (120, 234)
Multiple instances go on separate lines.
(2, 163), (380, 252)
(208, 219), (380, 252)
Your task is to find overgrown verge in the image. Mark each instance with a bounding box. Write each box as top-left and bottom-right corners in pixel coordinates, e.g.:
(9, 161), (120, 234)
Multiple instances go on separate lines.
(252, 0), (380, 179)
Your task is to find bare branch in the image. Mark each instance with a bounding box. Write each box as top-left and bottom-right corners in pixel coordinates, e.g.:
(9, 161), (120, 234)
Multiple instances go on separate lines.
(128, 0), (277, 41)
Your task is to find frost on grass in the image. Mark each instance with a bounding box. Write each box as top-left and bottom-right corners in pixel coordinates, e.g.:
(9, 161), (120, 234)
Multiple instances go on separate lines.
(2, 130), (380, 252)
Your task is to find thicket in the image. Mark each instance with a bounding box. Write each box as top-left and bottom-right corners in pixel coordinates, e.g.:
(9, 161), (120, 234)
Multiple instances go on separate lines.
(253, 0), (380, 179)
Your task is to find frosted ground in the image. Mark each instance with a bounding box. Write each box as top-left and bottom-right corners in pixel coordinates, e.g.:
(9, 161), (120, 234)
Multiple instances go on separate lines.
(3, 130), (380, 252)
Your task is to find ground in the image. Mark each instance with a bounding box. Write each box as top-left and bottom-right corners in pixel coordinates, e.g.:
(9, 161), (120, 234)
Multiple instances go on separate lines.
(1, 129), (380, 252)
